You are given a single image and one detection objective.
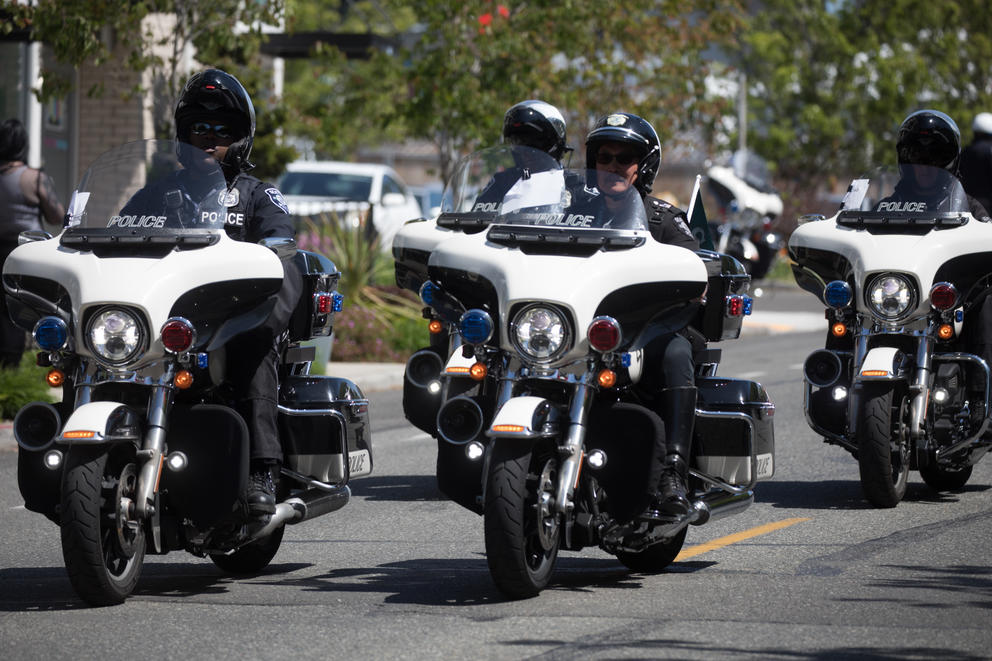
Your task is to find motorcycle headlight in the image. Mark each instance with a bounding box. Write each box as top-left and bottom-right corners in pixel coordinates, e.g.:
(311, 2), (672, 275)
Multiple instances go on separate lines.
(511, 304), (571, 363)
(88, 307), (145, 364)
(866, 274), (917, 321)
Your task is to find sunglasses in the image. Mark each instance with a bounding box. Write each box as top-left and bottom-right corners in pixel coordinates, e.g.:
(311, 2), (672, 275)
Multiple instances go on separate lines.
(189, 121), (234, 139)
(595, 151), (639, 166)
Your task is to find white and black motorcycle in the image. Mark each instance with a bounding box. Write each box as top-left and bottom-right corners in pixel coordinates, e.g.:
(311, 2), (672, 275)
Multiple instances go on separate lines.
(4, 140), (373, 606)
(790, 165), (992, 507)
(394, 146), (775, 598)
(707, 150), (784, 280)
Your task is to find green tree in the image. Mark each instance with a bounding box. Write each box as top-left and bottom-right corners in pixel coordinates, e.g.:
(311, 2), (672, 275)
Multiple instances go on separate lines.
(741, 0), (992, 187)
(3, 0), (293, 179)
(283, 0), (743, 182)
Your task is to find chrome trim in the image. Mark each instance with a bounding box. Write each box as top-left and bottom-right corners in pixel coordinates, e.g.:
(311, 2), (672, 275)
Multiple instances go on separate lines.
(933, 352), (992, 459)
(276, 405), (352, 488)
(689, 409), (757, 493)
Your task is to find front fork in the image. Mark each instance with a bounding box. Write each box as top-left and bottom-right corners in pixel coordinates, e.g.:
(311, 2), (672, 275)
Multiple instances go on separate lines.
(71, 364), (175, 520)
(489, 372), (594, 517)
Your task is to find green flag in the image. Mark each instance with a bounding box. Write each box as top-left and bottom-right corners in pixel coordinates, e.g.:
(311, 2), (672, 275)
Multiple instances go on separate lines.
(686, 174), (715, 250)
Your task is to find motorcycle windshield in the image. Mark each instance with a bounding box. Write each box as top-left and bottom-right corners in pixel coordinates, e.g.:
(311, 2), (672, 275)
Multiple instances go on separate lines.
(837, 165), (971, 228)
(64, 140), (229, 235)
(437, 145), (648, 235)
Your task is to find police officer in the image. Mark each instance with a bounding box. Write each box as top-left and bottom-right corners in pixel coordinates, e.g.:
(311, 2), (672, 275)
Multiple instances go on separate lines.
(585, 112), (699, 521)
(959, 112), (992, 215)
(887, 109), (990, 219)
(501, 99), (569, 161)
(174, 68), (301, 517)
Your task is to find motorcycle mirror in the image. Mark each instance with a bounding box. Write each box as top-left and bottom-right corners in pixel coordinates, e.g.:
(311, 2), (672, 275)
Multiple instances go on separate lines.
(259, 236), (298, 260)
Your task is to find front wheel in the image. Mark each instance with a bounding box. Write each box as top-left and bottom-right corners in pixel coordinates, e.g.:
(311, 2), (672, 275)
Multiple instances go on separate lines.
(483, 442), (560, 599)
(60, 447), (146, 606)
(919, 462), (973, 492)
(615, 527), (688, 573)
(856, 383), (909, 508)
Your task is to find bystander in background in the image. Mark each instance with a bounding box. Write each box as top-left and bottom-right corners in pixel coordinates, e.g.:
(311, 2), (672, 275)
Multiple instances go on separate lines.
(0, 118), (65, 367)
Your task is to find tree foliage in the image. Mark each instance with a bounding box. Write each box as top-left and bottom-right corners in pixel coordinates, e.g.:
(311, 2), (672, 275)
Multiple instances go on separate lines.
(283, 0), (743, 181)
(741, 0), (992, 187)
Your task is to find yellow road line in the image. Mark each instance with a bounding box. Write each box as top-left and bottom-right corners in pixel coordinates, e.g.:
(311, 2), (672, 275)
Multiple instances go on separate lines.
(675, 517), (810, 561)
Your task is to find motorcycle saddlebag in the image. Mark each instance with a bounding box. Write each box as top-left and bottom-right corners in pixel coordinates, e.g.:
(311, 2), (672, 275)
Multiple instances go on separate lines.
(287, 250), (341, 342)
(692, 377), (775, 485)
(695, 251), (750, 342)
(278, 374), (373, 484)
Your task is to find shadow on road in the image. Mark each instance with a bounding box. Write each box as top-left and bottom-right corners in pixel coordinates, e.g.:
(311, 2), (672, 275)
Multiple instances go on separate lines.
(755, 478), (989, 510)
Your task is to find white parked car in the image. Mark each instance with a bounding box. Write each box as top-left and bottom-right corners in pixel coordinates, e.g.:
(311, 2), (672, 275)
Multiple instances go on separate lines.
(278, 161), (425, 249)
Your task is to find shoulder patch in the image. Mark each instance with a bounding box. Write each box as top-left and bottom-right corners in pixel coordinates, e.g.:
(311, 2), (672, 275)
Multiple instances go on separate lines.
(673, 213), (693, 238)
(265, 187), (289, 214)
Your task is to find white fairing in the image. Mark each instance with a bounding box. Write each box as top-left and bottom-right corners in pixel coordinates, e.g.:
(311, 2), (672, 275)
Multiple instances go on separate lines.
(5, 233), (281, 363)
(428, 230), (705, 362)
(707, 164), (783, 218)
(790, 202), (992, 317)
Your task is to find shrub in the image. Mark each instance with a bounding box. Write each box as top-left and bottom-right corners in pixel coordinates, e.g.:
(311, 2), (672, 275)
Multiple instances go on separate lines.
(0, 352), (56, 419)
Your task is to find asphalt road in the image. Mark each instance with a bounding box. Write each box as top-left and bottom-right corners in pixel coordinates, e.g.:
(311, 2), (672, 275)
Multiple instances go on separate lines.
(2, 285), (990, 660)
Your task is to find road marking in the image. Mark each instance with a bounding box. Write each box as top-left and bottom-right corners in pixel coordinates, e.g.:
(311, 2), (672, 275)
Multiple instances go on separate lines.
(675, 517), (810, 561)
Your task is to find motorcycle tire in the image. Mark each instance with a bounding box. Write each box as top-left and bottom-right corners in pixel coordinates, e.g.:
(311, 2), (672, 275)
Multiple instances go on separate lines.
(483, 442), (559, 599)
(60, 446), (145, 606)
(210, 525), (285, 574)
(919, 463), (973, 493)
(856, 383), (909, 508)
(614, 527), (688, 573)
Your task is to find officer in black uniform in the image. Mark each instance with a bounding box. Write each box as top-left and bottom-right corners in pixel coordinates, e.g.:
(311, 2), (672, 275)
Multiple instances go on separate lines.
(585, 112), (699, 522)
(960, 112), (992, 215)
(474, 100), (570, 208)
(174, 68), (301, 517)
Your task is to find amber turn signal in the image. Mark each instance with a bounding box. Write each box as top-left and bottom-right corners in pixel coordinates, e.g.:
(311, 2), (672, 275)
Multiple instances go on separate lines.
(174, 370), (194, 390)
(831, 323), (847, 337)
(597, 369), (617, 388)
(937, 324), (954, 340)
(469, 362), (487, 381)
(428, 319), (444, 334)
(46, 369), (65, 387)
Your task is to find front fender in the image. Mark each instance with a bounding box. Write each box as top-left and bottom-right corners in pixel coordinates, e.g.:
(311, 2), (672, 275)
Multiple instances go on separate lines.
(57, 401), (141, 445)
(854, 346), (910, 383)
(486, 396), (559, 440)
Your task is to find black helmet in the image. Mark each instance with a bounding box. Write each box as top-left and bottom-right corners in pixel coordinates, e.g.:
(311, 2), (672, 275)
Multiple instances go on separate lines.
(896, 109), (961, 173)
(585, 112), (661, 196)
(501, 100), (567, 161)
(175, 69), (256, 171)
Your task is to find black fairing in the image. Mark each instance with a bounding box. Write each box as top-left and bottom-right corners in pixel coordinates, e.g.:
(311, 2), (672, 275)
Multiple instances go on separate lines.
(3, 274), (72, 332)
(594, 281), (705, 350)
(429, 266), (501, 343)
(160, 404), (249, 529)
(933, 252), (992, 302)
(394, 246), (432, 292)
(170, 278), (283, 351)
(789, 245), (854, 304)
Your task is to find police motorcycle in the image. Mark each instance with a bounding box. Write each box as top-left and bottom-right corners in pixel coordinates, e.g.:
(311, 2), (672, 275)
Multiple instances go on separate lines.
(394, 145), (775, 598)
(790, 165), (992, 508)
(706, 150), (784, 280)
(4, 140), (373, 606)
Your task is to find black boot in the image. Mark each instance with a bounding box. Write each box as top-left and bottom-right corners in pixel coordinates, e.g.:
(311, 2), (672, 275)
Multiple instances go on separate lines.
(641, 386), (696, 521)
(247, 463), (277, 516)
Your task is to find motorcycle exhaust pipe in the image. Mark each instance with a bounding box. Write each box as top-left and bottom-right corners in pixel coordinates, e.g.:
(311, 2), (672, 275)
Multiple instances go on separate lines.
(804, 349), (843, 388)
(690, 489), (754, 526)
(13, 402), (62, 452)
(436, 395), (484, 445)
(405, 349), (444, 390)
(253, 486), (352, 540)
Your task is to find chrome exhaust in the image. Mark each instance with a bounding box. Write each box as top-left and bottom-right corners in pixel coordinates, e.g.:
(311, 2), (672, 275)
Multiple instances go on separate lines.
(251, 486), (351, 540)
